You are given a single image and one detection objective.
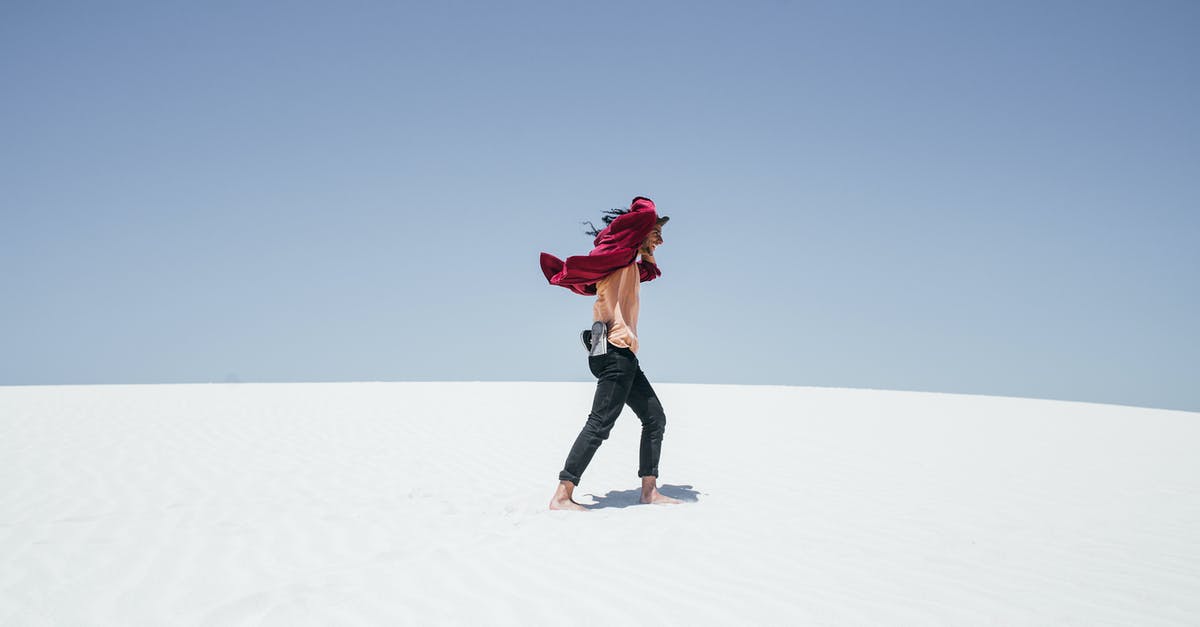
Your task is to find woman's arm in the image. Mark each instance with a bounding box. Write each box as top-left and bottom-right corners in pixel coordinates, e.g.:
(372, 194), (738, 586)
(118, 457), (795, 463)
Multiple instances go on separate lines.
(637, 249), (661, 282)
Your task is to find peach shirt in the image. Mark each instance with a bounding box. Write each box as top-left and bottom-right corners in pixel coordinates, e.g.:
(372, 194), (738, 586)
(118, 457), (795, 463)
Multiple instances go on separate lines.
(592, 262), (642, 353)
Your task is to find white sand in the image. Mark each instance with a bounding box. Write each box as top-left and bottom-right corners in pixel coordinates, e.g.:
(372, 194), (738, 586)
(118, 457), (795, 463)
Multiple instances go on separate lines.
(1, 382), (1197, 625)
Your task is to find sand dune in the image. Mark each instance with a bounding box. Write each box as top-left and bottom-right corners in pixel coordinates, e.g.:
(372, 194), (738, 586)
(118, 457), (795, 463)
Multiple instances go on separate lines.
(1, 382), (1197, 625)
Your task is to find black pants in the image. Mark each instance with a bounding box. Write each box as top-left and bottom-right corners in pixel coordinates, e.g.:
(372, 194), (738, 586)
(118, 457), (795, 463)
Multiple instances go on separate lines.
(558, 344), (666, 485)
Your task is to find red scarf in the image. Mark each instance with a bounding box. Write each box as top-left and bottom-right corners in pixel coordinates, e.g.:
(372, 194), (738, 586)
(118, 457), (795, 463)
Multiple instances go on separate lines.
(539, 197), (662, 296)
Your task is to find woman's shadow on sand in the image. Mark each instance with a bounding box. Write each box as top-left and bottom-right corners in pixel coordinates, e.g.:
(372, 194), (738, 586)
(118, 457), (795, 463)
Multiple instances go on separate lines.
(583, 484), (701, 509)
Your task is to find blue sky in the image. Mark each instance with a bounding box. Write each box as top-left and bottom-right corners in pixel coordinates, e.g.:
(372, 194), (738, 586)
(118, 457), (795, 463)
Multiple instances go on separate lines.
(2, 1), (1197, 411)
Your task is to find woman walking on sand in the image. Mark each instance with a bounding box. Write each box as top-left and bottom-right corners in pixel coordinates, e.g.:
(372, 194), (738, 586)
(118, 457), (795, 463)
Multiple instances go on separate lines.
(539, 196), (682, 511)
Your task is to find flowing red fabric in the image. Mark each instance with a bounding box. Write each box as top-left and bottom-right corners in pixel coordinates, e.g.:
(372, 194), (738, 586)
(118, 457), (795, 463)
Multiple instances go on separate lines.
(539, 197), (662, 296)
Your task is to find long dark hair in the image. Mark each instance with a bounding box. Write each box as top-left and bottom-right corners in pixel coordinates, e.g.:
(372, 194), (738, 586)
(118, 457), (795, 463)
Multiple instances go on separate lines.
(582, 207), (631, 238)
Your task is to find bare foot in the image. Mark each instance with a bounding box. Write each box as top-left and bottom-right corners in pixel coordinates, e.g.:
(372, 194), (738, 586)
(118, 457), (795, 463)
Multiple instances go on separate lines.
(549, 480), (588, 511)
(640, 488), (682, 505)
(640, 477), (682, 505)
(549, 497), (589, 511)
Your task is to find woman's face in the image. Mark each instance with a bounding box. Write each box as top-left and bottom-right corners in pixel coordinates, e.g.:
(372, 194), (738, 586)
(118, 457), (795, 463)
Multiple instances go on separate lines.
(643, 224), (662, 253)
(648, 223), (667, 245)
(643, 225), (664, 252)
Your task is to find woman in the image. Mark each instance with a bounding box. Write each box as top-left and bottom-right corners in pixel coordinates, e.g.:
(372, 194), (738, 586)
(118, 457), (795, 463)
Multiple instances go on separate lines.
(540, 196), (681, 511)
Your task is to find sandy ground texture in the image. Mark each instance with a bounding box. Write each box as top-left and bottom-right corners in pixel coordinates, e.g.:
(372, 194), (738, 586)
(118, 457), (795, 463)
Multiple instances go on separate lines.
(1, 381), (1198, 626)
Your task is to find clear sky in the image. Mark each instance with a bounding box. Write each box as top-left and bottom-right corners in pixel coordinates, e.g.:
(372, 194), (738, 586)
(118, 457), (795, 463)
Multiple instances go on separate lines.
(3, 1), (1197, 411)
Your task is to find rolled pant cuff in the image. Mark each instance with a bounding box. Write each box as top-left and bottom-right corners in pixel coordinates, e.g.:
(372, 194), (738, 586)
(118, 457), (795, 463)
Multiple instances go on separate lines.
(558, 471), (581, 485)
